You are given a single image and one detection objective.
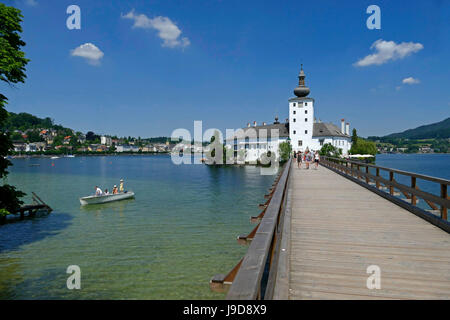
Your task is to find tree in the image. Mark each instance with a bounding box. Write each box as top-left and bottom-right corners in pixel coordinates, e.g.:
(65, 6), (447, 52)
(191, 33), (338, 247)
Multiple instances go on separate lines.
(278, 141), (292, 162)
(86, 131), (98, 141)
(319, 143), (342, 157)
(27, 130), (43, 143)
(0, 3), (29, 214)
(350, 138), (377, 155)
(351, 128), (358, 145)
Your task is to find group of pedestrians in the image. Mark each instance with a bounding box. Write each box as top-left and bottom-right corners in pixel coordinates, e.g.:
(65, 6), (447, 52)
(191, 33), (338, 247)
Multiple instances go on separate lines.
(294, 149), (320, 170)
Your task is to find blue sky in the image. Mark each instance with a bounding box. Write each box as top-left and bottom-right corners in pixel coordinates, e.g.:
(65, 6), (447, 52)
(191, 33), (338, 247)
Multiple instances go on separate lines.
(3, 0), (449, 138)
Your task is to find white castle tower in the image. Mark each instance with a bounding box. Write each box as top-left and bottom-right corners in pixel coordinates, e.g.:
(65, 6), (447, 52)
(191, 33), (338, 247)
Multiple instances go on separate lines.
(289, 65), (316, 152)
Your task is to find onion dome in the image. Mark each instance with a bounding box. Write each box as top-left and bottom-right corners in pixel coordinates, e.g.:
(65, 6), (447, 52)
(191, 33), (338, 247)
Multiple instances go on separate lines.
(293, 64), (310, 97)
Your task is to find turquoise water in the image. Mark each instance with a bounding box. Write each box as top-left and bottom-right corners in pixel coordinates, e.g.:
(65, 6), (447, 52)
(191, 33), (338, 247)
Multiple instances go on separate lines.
(374, 153), (449, 214)
(375, 153), (450, 180)
(0, 155), (276, 299)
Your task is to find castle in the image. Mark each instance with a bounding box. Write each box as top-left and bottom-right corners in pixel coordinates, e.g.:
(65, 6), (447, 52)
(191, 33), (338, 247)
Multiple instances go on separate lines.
(227, 66), (352, 162)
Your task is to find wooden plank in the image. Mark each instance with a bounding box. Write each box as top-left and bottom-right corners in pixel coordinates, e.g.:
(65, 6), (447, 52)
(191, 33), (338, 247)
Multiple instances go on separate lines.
(289, 164), (450, 300)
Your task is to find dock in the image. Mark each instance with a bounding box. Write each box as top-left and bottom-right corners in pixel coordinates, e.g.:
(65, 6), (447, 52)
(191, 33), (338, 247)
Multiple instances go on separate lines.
(210, 157), (450, 300)
(1, 192), (52, 223)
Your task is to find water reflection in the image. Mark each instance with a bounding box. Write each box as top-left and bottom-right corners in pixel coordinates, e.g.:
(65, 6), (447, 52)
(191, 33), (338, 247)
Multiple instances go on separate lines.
(0, 213), (72, 253)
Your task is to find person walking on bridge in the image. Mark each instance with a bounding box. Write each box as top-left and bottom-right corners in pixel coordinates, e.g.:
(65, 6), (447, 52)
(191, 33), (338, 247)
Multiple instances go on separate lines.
(314, 151), (320, 170)
(297, 151), (303, 169)
(305, 151), (311, 169)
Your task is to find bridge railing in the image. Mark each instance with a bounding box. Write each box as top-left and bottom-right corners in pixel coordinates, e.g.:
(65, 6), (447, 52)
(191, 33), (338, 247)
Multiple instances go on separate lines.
(210, 158), (292, 299)
(321, 156), (450, 231)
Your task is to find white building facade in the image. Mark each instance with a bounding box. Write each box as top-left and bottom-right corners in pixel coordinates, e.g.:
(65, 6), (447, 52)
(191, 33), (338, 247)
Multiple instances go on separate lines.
(101, 136), (112, 146)
(228, 66), (352, 163)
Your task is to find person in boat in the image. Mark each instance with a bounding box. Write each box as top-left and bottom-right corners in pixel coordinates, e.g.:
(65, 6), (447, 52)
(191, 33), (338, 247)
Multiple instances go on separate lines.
(104, 189), (109, 195)
(95, 186), (103, 196)
(119, 179), (124, 193)
(112, 185), (118, 194)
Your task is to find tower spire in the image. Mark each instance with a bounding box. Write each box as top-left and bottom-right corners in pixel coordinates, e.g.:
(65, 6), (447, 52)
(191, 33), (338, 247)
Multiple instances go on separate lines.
(294, 64), (310, 97)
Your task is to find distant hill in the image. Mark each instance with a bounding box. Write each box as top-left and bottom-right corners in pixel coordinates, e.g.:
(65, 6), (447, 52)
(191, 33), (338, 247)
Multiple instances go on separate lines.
(3, 112), (69, 132)
(3, 111), (175, 143)
(383, 117), (450, 139)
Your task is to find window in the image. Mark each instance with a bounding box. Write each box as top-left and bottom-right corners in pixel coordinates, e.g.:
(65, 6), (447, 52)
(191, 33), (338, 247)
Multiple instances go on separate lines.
(305, 110), (308, 114)
(305, 102), (308, 106)
(293, 130), (296, 134)
(305, 130), (308, 134)
(293, 118), (296, 122)
(293, 110), (296, 115)
(293, 103), (296, 106)
(298, 140), (302, 146)
(305, 118), (308, 122)
(319, 139), (324, 146)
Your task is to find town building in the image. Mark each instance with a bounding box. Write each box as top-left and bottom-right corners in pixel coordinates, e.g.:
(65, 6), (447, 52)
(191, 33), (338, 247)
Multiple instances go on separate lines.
(116, 145), (140, 153)
(101, 136), (112, 146)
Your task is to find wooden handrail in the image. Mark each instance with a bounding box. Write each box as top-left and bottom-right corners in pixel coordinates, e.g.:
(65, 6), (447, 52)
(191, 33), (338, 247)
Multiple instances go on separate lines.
(225, 157), (292, 300)
(321, 156), (449, 223)
(209, 158), (292, 299)
(323, 157), (450, 185)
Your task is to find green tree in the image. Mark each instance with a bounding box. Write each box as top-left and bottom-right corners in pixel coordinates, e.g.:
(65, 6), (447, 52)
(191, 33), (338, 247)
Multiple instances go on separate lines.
(0, 3), (29, 213)
(350, 138), (377, 155)
(27, 130), (43, 143)
(10, 131), (24, 142)
(278, 141), (292, 162)
(319, 143), (342, 157)
(351, 128), (358, 145)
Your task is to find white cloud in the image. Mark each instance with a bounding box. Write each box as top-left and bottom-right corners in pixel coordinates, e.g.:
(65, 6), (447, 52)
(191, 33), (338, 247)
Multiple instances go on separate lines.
(70, 43), (104, 66)
(122, 9), (190, 49)
(354, 39), (423, 67)
(402, 77), (420, 85)
(25, 0), (38, 6)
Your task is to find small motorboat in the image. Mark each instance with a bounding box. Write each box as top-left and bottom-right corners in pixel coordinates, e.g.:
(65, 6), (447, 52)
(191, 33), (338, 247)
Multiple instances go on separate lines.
(51, 156), (60, 159)
(79, 191), (135, 205)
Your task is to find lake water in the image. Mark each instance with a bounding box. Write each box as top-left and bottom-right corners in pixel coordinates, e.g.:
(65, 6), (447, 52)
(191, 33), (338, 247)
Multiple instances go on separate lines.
(1, 153), (448, 299)
(0, 155), (276, 299)
(375, 153), (450, 180)
(374, 154), (449, 214)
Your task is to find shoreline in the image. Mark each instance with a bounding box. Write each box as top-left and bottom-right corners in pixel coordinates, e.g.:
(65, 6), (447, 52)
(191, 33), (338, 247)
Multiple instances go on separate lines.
(7, 152), (172, 159)
(8, 152), (450, 159)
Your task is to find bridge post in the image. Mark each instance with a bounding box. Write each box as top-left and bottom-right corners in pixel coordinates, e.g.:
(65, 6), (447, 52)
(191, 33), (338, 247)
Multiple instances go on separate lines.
(389, 171), (394, 195)
(441, 184), (448, 221)
(376, 168), (380, 189)
(411, 177), (417, 206)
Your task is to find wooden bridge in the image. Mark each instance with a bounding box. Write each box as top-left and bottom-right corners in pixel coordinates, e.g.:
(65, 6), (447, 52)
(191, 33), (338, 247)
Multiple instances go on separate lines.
(210, 157), (450, 300)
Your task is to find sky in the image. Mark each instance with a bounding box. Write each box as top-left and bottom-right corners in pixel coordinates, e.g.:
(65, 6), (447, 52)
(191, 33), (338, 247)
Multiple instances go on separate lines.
(2, 0), (449, 138)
